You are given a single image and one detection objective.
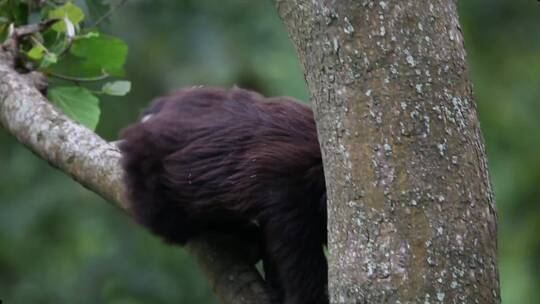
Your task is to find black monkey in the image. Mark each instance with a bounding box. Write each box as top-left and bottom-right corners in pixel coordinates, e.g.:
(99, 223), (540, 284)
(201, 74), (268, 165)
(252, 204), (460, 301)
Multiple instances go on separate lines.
(119, 87), (328, 304)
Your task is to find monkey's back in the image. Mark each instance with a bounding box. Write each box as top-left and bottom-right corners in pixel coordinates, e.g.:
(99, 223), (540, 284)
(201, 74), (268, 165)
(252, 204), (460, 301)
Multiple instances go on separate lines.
(119, 87), (324, 244)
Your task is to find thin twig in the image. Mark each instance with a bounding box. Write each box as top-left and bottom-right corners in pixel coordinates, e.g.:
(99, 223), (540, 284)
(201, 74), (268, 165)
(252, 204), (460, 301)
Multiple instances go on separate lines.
(89, 0), (129, 28)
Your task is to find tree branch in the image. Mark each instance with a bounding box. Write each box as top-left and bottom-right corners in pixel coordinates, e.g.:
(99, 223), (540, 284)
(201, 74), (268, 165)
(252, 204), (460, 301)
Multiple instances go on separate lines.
(14, 19), (59, 37)
(0, 57), (269, 304)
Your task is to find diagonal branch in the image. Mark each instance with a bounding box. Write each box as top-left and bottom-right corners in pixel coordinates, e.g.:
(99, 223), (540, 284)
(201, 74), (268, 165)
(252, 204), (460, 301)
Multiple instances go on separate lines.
(0, 57), (270, 304)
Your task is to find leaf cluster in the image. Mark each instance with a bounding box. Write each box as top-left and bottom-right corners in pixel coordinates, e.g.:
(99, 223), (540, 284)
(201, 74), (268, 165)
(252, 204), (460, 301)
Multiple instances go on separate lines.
(0, 0), (131, 130)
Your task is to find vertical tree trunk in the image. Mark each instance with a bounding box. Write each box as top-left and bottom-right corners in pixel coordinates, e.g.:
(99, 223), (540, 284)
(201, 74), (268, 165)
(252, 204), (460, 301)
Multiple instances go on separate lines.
(274, 0), (500, 303)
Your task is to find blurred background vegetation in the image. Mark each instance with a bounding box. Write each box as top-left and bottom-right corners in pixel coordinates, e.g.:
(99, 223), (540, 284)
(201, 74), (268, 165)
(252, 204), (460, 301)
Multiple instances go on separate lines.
(0, 0), (538, 303)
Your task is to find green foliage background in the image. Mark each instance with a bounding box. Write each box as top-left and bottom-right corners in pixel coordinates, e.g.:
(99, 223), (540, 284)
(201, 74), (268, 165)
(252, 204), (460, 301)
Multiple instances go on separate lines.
(0, 0), (538, 303)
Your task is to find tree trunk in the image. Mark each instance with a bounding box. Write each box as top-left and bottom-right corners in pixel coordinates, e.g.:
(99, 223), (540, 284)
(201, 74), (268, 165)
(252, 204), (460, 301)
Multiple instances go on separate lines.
(274, 0), (500, 303)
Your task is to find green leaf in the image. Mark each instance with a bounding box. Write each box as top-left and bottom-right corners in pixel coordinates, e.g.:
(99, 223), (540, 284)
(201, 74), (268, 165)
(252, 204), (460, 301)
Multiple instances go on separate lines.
(40, 52), (58, 68)
(0, 1), (27, 25)
(45, 53), (103, 77)
(69, 34), (128, 76)
(27, 44), (46, 60)
(48, 86), (101, 130)
(0, 23), (8, 44)
(9, 2), (29, 25)
(102, 80), (131, 96)
(49, 2), (85, 32)
(47, 36), (70, 55)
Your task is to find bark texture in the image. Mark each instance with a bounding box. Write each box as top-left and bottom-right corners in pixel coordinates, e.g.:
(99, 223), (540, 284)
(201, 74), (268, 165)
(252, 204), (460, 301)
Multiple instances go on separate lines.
(274, 0), (500, 303)
(0, 58), (269, 304)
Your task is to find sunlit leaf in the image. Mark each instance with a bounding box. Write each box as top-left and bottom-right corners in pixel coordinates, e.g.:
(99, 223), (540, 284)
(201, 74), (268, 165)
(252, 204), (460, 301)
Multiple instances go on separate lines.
(102, 80), (131, 96)
(49, 2), (85, 32)
(27, 44), (46, 60)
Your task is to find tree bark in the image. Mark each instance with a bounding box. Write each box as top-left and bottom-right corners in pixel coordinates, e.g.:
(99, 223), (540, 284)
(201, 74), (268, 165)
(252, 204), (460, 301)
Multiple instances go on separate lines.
(274, 0), (500, 303)
(0, 58), (269, 304)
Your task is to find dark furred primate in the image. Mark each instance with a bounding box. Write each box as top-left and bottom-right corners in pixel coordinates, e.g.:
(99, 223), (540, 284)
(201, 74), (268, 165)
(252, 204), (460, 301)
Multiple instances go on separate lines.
(119, 87), (328, 304)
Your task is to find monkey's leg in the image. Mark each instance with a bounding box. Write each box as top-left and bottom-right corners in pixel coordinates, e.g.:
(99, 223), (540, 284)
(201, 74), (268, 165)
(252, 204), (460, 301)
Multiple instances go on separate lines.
(263, 215), (328, 304)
